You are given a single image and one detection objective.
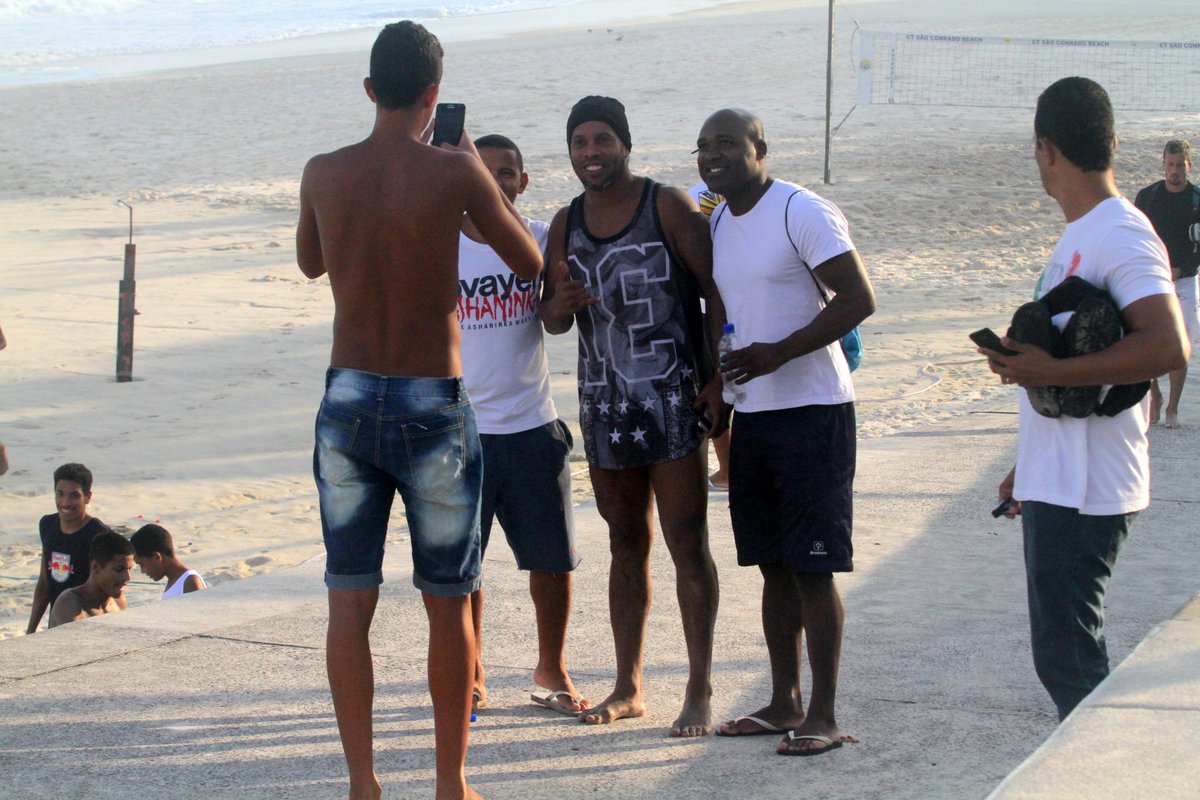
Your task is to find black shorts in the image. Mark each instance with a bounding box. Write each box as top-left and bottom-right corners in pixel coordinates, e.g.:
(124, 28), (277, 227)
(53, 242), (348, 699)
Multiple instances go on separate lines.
(729, 403), (855, 573)
(479, 419), (580, 573)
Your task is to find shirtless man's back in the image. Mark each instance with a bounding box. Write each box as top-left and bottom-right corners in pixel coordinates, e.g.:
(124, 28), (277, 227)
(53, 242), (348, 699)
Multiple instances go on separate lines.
(295, 21), (540, 800)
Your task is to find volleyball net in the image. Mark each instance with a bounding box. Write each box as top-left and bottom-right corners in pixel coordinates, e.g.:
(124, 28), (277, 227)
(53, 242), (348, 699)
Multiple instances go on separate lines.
(857, 31), (1200, 111)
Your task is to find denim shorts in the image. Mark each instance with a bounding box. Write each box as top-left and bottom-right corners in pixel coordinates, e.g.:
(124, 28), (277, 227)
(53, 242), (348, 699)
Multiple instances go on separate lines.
(313, 368), (482, 597)
(480, 419), (580, 573)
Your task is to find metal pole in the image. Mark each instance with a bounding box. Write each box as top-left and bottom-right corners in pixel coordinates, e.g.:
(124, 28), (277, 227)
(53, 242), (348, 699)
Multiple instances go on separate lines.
(114, 199), (135, 382)
(823, 0), (834, 184)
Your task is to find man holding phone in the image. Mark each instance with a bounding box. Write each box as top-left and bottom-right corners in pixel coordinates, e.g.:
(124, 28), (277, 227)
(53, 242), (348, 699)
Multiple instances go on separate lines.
(981, 78), (1189, 721)
(541, 95), (725, 737)
(296, 20), (541, 800)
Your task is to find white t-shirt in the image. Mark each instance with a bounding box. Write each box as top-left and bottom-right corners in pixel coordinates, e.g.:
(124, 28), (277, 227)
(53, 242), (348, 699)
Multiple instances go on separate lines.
(710, 179), (856, 412)
(1015, 197), (1173, 515)
(457, 218), (557, 434)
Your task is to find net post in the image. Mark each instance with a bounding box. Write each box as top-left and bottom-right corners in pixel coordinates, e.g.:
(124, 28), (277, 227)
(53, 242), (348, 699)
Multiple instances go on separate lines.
(823, 0), (834, 184)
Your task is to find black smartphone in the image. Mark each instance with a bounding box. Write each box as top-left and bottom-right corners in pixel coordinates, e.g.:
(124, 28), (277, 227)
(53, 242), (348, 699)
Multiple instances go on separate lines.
(991, 498), (1014, 518)
(694, 412), (712, 436)
(970, 327), (1019, 357)
(431, 103), (466, 147)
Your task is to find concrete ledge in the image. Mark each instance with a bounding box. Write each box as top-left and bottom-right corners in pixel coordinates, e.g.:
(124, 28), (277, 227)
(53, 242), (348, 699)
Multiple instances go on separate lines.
(988, 592), (1200, 799)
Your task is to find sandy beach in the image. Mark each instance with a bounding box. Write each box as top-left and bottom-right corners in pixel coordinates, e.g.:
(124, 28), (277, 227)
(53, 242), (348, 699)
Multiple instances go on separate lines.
(1, 0), (1197, 639)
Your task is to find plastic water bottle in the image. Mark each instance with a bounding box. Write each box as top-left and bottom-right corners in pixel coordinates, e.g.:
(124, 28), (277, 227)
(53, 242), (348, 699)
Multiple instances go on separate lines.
(719, 323), (748, 404)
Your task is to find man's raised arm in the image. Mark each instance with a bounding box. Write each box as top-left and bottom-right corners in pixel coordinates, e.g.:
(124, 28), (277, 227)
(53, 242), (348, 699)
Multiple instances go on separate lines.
(540, 208), (599, 335)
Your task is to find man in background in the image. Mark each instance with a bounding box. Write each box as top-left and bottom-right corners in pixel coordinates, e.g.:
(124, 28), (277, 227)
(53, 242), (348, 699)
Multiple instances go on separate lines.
(1133, 139), (1200, 428)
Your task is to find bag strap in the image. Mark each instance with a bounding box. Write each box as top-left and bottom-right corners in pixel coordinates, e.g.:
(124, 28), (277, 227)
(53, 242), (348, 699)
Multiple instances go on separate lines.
(711, 201), (728, 232)
(713, 188), (835, 310)
(784, 190), (832, 307)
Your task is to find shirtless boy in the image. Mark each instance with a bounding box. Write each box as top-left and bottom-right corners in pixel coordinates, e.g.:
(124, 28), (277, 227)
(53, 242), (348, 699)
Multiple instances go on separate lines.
(48, 531), (134, 628)
(296, 21), (541, 800)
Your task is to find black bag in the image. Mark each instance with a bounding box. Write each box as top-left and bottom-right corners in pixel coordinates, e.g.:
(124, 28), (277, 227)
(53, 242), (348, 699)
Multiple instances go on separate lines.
(1009, 276), (1149, 418)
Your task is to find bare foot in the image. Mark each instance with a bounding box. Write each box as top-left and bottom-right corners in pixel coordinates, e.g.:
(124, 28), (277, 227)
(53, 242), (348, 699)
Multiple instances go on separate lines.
(348, 775), (382, 800)
(1164, 411), (1180, 429)
(716, 702), (804, 736)
(670, 695), (712, 737)
(472, 686), (487, 711)
(1149, 385), (1163, 425)
(579, 690), (645, 725)
(434, 784), (483, 800)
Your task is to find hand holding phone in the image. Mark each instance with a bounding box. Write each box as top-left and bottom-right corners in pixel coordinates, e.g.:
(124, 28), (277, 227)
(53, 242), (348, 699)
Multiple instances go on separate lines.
(431, 103), (466, 148)
(970, 327), (1019, 357)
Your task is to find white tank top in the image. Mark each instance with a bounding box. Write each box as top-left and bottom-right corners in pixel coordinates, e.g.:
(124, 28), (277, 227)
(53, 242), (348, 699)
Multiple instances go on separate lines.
(162, 569), (205, 599)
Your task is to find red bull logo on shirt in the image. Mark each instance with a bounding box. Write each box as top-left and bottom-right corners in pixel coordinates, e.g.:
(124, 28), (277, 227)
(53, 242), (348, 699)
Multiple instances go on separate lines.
(48, 550), (73, 583)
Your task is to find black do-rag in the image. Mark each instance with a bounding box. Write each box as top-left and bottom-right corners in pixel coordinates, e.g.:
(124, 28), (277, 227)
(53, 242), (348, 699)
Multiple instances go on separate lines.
(567, 96), (632, 151)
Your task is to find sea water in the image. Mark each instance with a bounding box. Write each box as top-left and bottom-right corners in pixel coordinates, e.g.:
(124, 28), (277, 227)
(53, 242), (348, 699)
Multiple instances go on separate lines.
(0, 0), (734, 85)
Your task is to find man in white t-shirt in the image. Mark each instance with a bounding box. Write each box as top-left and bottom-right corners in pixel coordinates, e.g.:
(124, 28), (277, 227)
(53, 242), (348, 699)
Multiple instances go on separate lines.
(457, 134), (588, 717)
(698, 108), (876, 755)
(979, 78), (1190, 720)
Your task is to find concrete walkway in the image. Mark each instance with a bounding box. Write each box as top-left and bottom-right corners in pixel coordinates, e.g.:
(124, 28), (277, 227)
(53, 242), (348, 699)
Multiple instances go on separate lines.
(2, 393), (1197, 799)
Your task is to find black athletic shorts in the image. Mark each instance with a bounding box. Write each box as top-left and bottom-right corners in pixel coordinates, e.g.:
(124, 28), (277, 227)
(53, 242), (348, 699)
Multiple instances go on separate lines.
(729, 403), (855, 573)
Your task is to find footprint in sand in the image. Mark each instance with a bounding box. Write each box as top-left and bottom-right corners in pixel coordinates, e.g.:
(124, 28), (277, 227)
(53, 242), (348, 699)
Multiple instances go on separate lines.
(244, 556), (271, 568)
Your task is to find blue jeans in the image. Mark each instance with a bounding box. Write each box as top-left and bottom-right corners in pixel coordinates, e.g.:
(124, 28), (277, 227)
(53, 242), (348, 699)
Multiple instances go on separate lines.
(313, 368), (482, 597)
(1022, 501), (1136, 719)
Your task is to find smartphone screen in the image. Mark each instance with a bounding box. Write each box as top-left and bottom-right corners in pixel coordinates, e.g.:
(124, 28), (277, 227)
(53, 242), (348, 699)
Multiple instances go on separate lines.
(431, 103), (466, 147)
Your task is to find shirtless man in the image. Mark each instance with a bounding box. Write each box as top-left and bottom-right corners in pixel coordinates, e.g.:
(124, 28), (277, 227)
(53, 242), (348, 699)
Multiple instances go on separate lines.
(541, 96), (725, 737)
(296, 21), (541, 800)
(48, 531), (134, 628)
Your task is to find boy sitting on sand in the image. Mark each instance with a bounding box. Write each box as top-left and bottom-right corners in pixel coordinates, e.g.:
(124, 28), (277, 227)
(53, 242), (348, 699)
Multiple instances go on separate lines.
(131, 523), (206, 598)
(49, 531), (135, 627)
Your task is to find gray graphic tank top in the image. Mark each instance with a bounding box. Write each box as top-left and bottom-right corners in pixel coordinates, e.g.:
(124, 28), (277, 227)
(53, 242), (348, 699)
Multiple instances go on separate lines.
(565, 179), (707, 469)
